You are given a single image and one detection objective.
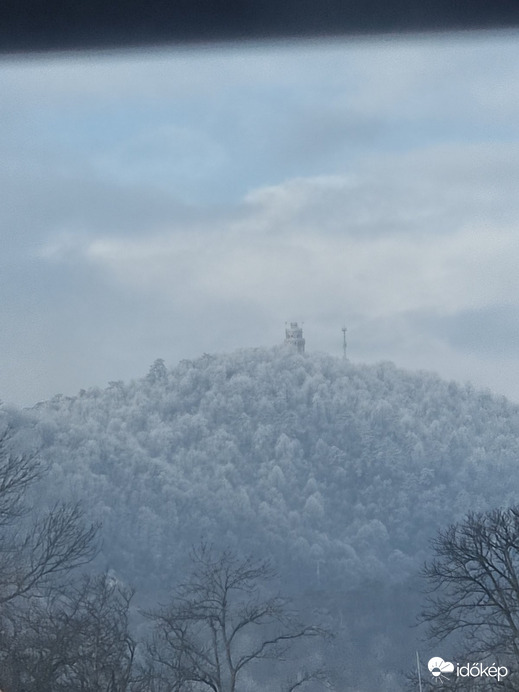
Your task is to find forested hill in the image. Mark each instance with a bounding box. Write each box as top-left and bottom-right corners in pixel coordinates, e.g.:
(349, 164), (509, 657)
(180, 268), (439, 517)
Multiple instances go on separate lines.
(6, 347), (519, 595)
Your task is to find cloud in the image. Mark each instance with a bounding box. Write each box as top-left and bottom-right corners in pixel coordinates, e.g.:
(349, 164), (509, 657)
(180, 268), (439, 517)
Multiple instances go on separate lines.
(41, 142), (519, 324)
(3, 34), (519, 406)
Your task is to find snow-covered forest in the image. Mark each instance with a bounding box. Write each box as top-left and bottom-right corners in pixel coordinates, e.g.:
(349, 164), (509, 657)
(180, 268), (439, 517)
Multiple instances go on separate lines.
(3, 347), (519, 690)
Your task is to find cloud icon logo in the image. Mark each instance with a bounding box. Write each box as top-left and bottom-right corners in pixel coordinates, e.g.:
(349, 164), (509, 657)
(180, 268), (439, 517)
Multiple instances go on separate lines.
(428, 657), (455, 678)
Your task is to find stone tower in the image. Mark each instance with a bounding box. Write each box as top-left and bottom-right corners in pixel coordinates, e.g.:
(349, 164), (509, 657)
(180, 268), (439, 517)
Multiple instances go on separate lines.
(284, 322), (305, 353)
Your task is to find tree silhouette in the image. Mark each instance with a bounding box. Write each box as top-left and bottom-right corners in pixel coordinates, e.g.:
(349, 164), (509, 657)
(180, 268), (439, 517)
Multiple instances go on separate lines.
(0, 430), (98, 604)
(0, 573), (136, 692)
(142, 544), (331, 692)
(417, 507), (519, 690)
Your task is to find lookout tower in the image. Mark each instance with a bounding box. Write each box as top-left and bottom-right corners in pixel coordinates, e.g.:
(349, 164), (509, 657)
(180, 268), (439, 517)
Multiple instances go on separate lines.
(284, 322), (305, 353)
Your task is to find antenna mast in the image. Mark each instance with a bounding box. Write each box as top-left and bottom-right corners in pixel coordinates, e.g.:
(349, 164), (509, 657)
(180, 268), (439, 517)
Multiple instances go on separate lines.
(342, 326), (347, 360)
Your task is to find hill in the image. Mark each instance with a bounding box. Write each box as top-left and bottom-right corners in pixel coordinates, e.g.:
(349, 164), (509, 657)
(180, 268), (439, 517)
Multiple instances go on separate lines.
(3, 347), (519, 689)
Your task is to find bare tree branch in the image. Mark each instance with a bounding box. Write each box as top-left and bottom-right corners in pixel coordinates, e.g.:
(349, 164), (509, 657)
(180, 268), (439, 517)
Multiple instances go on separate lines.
(419, 507), (519, 688)
(285, 668), (333, 692)
(145, 544), (332, 692)
(0, 502), (99, 604)
(0, 430), (40, 526)
(0, 573), (136, 692)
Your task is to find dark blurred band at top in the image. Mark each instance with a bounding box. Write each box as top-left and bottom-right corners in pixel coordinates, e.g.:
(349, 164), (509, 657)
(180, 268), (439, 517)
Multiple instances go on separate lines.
(2, 0), (519, 54)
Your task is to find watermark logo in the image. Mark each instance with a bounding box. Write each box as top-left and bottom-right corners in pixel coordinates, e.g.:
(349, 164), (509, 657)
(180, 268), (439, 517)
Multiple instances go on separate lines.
(428, 657), (454, 683)
(456, 662), (509, 682)
(427, 657), (509, 683)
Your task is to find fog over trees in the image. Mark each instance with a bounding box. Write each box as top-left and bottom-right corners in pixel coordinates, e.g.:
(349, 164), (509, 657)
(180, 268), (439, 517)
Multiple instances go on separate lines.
(2, 347), (519, 690)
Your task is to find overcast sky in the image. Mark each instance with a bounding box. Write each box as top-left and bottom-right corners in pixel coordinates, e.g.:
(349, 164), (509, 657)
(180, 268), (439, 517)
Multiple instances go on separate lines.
(2, 31), (519, 407)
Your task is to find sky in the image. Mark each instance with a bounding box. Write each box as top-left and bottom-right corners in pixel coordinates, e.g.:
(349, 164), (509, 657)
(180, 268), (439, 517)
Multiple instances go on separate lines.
(2, 31), (519, 407)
